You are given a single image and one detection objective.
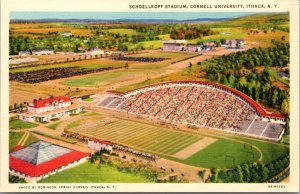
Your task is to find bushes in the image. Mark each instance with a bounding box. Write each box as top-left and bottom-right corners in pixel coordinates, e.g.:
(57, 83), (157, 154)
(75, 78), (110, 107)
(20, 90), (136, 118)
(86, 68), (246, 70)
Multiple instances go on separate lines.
(208, 153), (289, 183)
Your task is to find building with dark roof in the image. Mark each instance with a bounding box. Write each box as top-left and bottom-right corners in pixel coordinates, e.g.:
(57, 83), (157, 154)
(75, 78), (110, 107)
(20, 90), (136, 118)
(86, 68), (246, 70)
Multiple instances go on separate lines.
(9, 141), (89, 183)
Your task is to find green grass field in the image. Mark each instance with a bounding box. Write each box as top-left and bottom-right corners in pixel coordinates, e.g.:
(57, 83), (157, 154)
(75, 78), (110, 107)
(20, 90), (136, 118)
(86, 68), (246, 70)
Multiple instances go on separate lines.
(67, 117), (288, 168)
(24, 133), (40, 146)
(70, 119), (201, 155)
(46, 121), (63, 130)
(39, 162), (151, 183)
(9, 119), (38, 129)
(9, 132), (24, 152)
(182, 139), (260, 168)
(106, 28), (139, 36)
(82, 97), (94, 102)
(63, 71), (137, 87)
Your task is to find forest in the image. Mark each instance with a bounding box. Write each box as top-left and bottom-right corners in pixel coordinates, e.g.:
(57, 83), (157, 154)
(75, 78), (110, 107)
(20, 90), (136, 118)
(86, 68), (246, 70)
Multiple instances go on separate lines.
(203, 42), (290, 114)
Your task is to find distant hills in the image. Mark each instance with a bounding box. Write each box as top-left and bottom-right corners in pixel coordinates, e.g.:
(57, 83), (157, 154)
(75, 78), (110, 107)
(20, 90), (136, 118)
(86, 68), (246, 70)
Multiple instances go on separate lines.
(10, 17), (232, 24)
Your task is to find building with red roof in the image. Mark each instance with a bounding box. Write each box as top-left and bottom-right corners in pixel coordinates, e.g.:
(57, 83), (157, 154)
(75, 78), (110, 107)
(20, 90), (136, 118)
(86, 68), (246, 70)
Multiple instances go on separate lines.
(9, 141), (89, 183)
(19, 96), (83, 122)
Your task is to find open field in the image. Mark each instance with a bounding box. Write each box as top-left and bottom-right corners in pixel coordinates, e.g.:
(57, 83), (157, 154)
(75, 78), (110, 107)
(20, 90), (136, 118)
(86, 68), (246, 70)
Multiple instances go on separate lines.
(9, 132), (24, 152)
(46, 121), (63, 130)
(11, 27), (94, 36)
(9, 119), (38, 129)
(245, 30), (289, 48)
(39, 162), (152, 183)
(106, 28), (138, 36)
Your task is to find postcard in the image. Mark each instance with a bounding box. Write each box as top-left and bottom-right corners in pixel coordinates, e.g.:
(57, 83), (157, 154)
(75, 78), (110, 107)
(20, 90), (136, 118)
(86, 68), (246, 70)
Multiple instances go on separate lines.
(0, 0), (299, 192)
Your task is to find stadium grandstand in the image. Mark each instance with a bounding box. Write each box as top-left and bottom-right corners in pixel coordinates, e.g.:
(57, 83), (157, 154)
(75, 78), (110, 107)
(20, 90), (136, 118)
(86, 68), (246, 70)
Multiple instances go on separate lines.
(99, 81), (286, 141)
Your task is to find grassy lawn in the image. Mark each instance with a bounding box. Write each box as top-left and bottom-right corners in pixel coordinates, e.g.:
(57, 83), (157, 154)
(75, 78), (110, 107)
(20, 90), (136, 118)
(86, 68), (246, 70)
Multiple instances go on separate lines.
(24, 133), (40, 146)
(46, 121), (63, 130)
(66, 120), (82, 129)
(9, 119), (38, 129)
(106, 28), (138, 36)
(63, 71), (139, 87)
(39, 162), (151, 183)
(69, 119), (201, 156)
(82, 97), (93, 102)
(182, 139), (260, 169)
(9, 132), (24, 152)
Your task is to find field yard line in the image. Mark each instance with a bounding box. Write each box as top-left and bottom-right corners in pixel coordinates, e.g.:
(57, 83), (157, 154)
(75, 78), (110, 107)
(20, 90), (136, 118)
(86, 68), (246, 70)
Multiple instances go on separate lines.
(172, 137), (217, 160)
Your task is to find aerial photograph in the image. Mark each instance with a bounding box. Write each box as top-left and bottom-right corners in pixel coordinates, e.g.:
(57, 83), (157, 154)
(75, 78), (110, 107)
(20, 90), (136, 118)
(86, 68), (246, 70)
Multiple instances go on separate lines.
(8, 12), (290, 184)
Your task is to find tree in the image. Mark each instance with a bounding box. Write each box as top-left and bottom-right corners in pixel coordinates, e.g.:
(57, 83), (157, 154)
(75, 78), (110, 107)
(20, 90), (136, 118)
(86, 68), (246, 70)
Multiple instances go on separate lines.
(280, 99), (289, 115)
(124, 63), (129, 70)
(271, 89), (279, 106)
(235, 165), (244, 182)
(241, 163), (250, 182)
(220, 75), (228, 85)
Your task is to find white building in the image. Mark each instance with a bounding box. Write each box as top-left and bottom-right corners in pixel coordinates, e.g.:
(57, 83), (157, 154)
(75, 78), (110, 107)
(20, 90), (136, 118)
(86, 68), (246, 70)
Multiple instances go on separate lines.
(61, 32), (72, 37)
(19, 96), (83, 122)
(88, 138), (113, 153)
(18, 51), (31, 56)
(85, 48), (104, 56)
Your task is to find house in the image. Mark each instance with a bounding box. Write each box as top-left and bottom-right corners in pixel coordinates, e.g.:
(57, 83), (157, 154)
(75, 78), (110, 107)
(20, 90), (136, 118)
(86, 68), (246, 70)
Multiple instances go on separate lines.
(162, 40), (186, 51)
(19, 96), (83, 122)
(32, 49), (54, 56)
(185, 44), (202, 52)
(85, 48), (104, 56)
(61, 32), (72, 37)
(18, 51), (31, 56)
(202, 42), (215, 52)
(9, 141), (89, 183)
(225, 39), (246, 49)
(87, 138), (113, 153)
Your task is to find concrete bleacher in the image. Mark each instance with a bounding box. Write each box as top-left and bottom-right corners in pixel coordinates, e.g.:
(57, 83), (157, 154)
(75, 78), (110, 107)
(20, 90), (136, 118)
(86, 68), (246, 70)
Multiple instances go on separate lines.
(99, 97), (116, 107)
(262, 123), (284, 139)
(238, 114), (256, 132)
(107, 98), (124, 108)
(246, 119), (268, 136)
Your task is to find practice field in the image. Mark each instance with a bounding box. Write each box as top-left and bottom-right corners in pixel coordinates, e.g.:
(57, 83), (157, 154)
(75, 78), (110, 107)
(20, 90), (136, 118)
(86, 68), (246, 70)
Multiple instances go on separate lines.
(70, 119), (201, 155)
(39, 162), (152, 183)
(182, 139), (261, 168)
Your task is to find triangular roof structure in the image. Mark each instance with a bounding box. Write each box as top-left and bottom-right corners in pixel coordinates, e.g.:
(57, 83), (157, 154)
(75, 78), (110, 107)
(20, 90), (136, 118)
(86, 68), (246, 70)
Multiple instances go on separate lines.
(11, 141), (72, 165)
(10, 141), (89, 177)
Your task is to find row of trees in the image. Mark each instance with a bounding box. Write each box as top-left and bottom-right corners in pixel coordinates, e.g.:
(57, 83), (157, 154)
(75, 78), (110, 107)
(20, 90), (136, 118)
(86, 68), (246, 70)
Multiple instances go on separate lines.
(209, 153), (289, 183)
(170, 25), (216, 40)
(204, 42), (290, 114)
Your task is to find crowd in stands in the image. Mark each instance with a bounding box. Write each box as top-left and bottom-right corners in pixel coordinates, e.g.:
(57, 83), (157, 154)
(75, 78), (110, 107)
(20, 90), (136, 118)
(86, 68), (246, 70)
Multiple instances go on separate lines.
(119, 85), (253, 130)
(99, 83), (285, 141)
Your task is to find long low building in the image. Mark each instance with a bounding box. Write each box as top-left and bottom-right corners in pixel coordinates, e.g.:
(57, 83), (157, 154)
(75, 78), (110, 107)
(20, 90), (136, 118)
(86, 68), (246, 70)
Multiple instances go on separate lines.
(19, 96), (83, 122)
(9, 141), (89, 183)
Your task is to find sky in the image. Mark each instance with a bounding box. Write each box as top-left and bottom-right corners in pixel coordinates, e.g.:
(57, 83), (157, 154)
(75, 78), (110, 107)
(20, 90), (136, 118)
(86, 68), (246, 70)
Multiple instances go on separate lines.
(10, 12), (258, 20)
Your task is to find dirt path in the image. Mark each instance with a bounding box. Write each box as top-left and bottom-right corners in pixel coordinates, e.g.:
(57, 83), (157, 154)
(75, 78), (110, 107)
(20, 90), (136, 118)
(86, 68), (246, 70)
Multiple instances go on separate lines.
(172, 137), (217, 159)
(17, 130), (30, 146)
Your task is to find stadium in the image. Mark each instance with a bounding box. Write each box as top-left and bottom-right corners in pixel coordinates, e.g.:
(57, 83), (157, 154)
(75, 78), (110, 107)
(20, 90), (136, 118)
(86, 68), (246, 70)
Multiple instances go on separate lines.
(99, 81), (286, 141)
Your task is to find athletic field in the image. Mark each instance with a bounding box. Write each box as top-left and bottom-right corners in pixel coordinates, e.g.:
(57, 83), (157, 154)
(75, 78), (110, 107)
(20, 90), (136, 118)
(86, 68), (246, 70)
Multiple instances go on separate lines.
(68, 118), (288, 168)
(71, 119), (201, 155)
